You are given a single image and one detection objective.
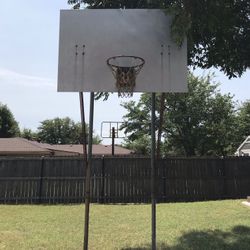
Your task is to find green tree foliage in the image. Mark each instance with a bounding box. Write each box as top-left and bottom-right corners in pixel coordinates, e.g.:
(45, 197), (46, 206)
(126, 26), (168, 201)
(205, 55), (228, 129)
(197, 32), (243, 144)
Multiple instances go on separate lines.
(68, 0), (160, 9)
(237, 100), (250, 141)
(121, 73), (238, 156)
(124, 135), (151, 155)
(0, 103), (20, 138)
(68, 0), (250, 78)
(20, 128), (38, 141)
(37, 117), (101, 144)
(67, 0), (249, 155)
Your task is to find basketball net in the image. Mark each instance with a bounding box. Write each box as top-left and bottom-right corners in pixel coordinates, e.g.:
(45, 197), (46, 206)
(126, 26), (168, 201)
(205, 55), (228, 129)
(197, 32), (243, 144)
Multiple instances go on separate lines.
(107, 56), (145, 97)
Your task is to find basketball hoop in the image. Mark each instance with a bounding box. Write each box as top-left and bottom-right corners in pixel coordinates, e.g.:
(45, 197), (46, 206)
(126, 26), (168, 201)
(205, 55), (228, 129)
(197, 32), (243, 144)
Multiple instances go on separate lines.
(107, 55), (145, 97)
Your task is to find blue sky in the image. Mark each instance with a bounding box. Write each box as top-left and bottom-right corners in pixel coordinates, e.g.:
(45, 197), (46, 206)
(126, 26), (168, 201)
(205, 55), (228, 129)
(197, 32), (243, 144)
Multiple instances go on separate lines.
(0, 1), (249, 144)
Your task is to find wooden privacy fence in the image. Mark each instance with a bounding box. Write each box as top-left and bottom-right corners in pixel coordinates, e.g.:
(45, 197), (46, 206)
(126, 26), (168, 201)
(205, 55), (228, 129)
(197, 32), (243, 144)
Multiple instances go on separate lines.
(0, 156), (249, 204)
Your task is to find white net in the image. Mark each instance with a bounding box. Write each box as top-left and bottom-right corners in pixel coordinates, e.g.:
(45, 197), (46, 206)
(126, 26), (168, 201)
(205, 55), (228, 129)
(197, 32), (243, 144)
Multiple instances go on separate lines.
(107, 56), (145, 97)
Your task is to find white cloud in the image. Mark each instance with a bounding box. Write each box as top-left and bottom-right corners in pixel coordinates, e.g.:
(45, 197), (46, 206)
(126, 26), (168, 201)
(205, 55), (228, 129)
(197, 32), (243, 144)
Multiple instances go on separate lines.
(0, 68), (55, 89)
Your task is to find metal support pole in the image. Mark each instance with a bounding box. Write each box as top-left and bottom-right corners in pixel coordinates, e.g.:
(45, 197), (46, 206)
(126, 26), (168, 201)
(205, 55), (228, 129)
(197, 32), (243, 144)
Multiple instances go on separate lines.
(111, 127), (115, 156)
(79, 92), (89, 248)
(79, 92), (88, 168)
(151, 92), (156, 250)
(83, 92), (95, 250)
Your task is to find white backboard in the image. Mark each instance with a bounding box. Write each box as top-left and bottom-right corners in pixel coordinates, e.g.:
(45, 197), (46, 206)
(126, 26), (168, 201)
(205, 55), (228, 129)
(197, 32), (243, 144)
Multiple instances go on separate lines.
(58, 9), (187, 93)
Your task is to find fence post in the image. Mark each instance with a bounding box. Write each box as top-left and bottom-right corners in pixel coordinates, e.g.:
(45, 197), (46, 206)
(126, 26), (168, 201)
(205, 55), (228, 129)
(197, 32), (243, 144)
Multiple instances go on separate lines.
(221, 157), (228, 199)
(101, 155), (105, 203)
(162, 159), (167, 202)
(38, 156), (45, 204)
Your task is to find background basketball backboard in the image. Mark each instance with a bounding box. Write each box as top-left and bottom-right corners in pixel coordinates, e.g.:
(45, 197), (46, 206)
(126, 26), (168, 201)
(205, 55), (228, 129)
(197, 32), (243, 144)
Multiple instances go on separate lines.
(58, 9), (187, 93)
(101, 121), (125, 138)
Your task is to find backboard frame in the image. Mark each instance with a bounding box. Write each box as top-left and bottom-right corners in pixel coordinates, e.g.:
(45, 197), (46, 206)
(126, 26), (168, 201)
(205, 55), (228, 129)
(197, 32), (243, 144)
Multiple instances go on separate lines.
(57, 9), (187, 93)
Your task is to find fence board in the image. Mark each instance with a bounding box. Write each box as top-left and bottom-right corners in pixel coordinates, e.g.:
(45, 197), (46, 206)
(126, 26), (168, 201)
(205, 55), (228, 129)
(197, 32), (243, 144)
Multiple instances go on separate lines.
(0, 156), (250, 204)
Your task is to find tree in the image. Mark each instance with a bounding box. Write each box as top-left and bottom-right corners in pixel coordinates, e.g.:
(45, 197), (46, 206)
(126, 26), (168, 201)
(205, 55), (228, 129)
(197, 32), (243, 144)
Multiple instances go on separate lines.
(0, 103), (20, 138)
(37, 117), (101, 144)
(121, 73), (238, 156)
(68, 0), (249, 156)
(68, 0), (250, 153)
(20, 128), (38, 141)
(68, 0), (250, 78)
(121, 98), (151, 155)
(123, 135), (151, 155)
(199, 93), (238, 156)
(237, 100), (250, 142)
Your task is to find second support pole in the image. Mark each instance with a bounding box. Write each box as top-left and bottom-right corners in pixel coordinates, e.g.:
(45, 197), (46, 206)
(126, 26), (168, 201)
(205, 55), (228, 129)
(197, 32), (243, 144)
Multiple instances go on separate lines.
(151, 92), (156, 250)
(83, 92), (95, 250)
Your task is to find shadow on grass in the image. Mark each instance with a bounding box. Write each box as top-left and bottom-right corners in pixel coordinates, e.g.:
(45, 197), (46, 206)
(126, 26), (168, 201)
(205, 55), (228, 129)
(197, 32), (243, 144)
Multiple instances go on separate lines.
(121, 225), (250, 250)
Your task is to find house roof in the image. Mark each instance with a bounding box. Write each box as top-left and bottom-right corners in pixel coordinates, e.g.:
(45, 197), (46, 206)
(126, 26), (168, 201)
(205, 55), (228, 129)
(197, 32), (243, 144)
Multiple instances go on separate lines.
(0, 138), (51, 155)
(235, 136), (250, 156)
(0, 138), (133, 156)
(42, 144), (133, 156)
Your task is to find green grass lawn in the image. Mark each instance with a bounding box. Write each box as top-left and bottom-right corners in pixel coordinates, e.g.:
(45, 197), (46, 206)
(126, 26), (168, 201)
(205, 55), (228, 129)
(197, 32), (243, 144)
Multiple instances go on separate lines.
(0, 200), (249, 250)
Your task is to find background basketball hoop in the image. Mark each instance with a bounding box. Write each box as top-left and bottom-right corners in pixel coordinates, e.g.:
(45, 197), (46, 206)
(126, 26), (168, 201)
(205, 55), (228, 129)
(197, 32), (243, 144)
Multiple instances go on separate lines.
(101, 121), (125, 155)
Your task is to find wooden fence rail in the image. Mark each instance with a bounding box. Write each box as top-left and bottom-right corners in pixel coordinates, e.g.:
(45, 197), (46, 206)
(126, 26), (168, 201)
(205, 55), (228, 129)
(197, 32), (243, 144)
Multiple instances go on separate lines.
(0, 156), (249, 204)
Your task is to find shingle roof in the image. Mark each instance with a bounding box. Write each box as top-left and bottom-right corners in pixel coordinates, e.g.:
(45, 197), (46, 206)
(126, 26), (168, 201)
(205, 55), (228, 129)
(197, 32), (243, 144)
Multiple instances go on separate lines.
(0, 138), (51, 155)
(0, 138), (133, 156)
(42, 144), (133, 156)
